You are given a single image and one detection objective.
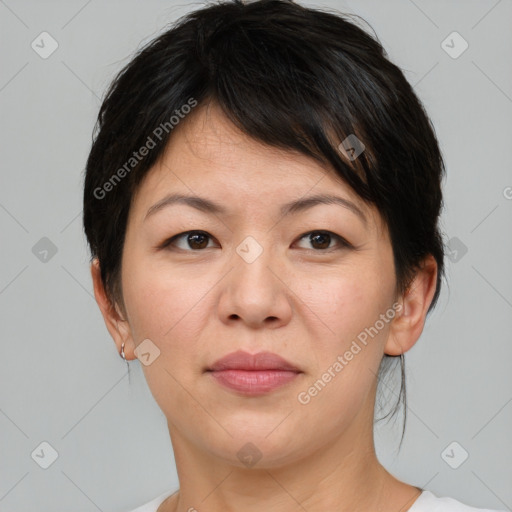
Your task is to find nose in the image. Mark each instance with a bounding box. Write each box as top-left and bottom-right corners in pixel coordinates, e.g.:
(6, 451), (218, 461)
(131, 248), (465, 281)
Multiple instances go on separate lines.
(217, 240), (293, 330)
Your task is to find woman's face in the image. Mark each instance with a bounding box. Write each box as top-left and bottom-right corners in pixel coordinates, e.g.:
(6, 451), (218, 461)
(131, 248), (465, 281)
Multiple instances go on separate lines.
(117, 103), (400, 467)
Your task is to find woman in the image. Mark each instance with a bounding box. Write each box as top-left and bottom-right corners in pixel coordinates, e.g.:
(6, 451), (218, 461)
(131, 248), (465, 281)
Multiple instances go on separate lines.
(83, 0), (506, 510)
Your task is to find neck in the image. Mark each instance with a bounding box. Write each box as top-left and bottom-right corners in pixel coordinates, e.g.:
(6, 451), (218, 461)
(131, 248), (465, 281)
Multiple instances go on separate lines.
(162, 415), (420, 512)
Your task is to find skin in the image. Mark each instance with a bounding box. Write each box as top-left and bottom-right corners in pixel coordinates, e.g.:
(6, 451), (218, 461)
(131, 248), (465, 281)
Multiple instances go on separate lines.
(91, 102), (438, 512)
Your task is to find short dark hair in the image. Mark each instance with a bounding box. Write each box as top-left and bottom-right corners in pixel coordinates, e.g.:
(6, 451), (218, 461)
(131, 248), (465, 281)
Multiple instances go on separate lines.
(83, 0), (446, 440)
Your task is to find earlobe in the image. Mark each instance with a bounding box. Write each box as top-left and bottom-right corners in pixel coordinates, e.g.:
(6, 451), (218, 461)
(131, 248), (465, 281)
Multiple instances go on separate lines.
(90, 258), (135, 360)
(384, 255), (438, 356)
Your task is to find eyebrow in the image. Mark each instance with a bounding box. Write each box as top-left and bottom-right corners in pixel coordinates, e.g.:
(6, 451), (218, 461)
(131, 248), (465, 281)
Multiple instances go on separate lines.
(144, 192), (367, 226)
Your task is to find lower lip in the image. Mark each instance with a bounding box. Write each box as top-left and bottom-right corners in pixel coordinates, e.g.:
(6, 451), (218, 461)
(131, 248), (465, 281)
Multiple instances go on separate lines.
(208, 370), (300, 395)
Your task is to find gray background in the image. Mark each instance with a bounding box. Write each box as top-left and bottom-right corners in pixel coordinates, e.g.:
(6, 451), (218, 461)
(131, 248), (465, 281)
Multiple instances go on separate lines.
(1, 0), (511, 510)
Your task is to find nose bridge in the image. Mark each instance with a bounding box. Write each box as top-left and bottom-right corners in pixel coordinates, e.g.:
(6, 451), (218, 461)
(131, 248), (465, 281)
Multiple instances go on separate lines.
(232, 233), (279, 297)
(218, 232), (292, 328)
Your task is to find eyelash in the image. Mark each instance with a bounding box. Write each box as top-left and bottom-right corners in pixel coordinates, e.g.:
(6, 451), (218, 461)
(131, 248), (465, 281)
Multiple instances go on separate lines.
(159, 230), (352, 253)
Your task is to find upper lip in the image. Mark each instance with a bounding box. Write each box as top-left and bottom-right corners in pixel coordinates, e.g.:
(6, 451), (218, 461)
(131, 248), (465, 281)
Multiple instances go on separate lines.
(208, 350), (301, 372)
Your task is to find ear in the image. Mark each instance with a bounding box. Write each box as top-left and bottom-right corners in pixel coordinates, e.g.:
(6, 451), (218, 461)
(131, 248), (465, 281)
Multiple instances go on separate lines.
(90, 258), (136, 360)
(385, 254), (438, 356)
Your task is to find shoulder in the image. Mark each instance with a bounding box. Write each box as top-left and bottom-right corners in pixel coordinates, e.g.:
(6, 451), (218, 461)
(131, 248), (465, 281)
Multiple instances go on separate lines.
(123, 490), (176, 512)
(410, 491), (507, 512)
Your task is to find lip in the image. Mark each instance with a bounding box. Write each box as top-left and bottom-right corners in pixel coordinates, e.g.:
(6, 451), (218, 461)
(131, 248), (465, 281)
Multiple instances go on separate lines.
(206, 350), (302, 395)
(208, 350), (300, 372)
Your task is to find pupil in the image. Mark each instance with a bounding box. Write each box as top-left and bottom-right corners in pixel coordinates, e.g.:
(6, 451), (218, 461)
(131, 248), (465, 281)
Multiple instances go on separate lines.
(311, 232), (330, 249)
(189, 233), (208, 249)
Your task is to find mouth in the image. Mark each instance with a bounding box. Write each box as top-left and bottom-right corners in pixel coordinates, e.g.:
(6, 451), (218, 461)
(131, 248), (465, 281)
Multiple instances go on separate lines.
(206, 350), (302, 396)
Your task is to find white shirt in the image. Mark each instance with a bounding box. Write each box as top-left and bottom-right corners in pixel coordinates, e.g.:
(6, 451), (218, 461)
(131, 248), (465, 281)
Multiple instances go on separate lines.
(126, 489), (175, 512)
(125, 490), (507, 512)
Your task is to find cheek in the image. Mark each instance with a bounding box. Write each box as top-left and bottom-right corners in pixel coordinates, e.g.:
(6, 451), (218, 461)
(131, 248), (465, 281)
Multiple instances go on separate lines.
(292, 273), (393, 421)
(292, 261), (396, 411)
(297, 266), (392, 347)
(121, 252), (217, 360)
(121, 255), (216, 418)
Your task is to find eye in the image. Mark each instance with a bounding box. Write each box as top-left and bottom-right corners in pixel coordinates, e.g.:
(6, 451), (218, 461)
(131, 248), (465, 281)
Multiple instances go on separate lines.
(295, 230), (351, 251)
(162, 230), (217, 251)
(160, 229), (351, 252)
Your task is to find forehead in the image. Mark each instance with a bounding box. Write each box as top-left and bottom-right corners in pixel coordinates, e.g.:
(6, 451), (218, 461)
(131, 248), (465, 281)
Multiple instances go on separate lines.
(131, 102), (384, 234)
(166, 102), (328, 179)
